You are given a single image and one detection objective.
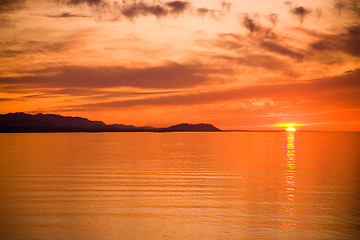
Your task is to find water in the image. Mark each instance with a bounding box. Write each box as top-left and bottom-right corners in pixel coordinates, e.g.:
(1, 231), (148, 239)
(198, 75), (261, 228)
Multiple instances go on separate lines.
(0, 132), (359, 240)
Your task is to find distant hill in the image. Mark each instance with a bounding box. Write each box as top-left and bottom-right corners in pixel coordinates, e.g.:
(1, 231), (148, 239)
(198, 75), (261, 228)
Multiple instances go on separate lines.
(0, 112), (107, 132)
(161, 123), (221, 132)
(0, 113), (222, 132)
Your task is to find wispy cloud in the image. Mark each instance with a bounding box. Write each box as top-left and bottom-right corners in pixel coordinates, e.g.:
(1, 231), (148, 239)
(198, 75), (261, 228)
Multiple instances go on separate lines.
(217, 54), (294, 74)
(53, 69), (360, 111)
(55, 0), (192, 20)
(241, 15), (277, 39)
(196, 1), (231, 20)
(285, 1), (312, 25)
(334, 0), (360, 17)
(260, 40), (303, 60)
(0, 0), (25, 13)
(46, 12), (89, 18)
(310, 25), (360, 57)
(291, 6), (312, 25)
(0, 62), (228, 89)
(53, 0), (234, 21)
(0, 38), (80, 57)
(58, 0), (105, 6)
(268, 13), (279, 27)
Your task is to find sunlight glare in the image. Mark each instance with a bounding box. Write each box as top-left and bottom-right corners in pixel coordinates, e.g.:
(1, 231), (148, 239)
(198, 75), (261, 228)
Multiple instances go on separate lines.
(286, 127), (296, 132)
(275, 123), (303, 131)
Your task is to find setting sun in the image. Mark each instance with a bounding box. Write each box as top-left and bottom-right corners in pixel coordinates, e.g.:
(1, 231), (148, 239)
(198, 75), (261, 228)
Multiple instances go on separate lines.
(286, 127), (296, 132)
(275, 123), (303, 131)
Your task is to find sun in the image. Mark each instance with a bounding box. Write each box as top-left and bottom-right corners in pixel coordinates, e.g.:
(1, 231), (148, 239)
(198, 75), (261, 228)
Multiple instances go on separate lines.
(286, 126), (296, 132)
(274, 122), (303, 131)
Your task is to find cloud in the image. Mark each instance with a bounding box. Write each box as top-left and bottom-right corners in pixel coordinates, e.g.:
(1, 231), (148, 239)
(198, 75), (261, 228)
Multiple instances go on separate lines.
(260, 40), (303, 60)
(221, 1), (232, 13)
(0, 0), (25, 27)
(212, 34), (296, 71)
(268, 13), (279, 27)
(231, 54), (291, 72)
(57, 69), (360, 111)
(196, 8), (209, 16)
(242, 15), (260, 34)
(120, 2), (167, 19)
(46, 12), (89, 18)
(310, 25), (360, 57)
(241, 15), (277, 39)
(334, 0), (360, 17)
(116, 0), (190, 20)
(335, 1), (346, 16)
(0, 0), (25, 13)
(0, 39), (78, 57)
(196, 1), (231, 20)
(290, 6), (312, 25)
(58, 0), (104, 6)
(1, 87), (180, 103)
(55, 0), (191, 20)
(212, 39), (244, 50)
(166, 1), (189, 14)
(0, 62), (226, 90)
(200, 9), (224, 20)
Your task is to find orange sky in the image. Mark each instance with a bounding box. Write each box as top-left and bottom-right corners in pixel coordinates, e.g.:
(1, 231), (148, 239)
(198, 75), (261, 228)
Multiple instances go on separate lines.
(0, 0), (359, 131)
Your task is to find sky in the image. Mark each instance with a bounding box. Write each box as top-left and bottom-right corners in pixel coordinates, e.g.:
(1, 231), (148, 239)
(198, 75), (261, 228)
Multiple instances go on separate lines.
(0, 0), (359, 131)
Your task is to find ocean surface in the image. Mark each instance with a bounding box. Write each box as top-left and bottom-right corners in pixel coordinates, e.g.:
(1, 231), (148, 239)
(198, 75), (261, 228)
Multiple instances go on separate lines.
(0, 132), (359, 240)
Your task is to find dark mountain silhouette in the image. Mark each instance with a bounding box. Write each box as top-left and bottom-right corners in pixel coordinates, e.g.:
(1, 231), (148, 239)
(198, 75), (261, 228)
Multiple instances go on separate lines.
(0, 113), (222, 132)
(0, 112), (107, 132)
(160, 123), (221, 132)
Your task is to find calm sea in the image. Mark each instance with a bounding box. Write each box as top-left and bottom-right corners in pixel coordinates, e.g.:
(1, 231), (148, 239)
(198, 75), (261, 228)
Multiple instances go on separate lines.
(0, 132), (359, 240)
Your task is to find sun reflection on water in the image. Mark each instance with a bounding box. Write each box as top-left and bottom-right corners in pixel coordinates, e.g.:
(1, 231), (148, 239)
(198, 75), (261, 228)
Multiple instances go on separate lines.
(285, 131), (296, 229)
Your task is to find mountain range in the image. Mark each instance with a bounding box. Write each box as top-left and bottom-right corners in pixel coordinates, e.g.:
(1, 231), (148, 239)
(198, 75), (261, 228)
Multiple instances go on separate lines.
(0, 113), (222, 133)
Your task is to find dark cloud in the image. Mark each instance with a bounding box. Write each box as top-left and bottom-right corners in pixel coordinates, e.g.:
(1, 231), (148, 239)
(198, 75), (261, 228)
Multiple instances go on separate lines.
(290, 6), (312, 25)
(59, 69), (360, 111)
(335, 1), (346, 15)
(1, 87), (180, 103)
(115, 0), (190, 20)
(217, 54), (293, 74)
(0, 49), (24, 57)
(213, 34), (297, 69)
(0, 0), (25, 27)
(195, 2), (231, 20)
(241, 15), (277, 39)
(59, 0), (104, 6)
(166, 1), (189, 14)
(120, 2), (168, 20)
(213, 39), (243, 50)
(46, 12), (89, 18)
(53, 0), (234, 21)
(310, 25), (360, 57)
(334, 0), (360, 17)
(0, 39), (77, 57)
(0, 0), (25, 13)
(242, 15), (260, 33)
(0, 63), (225, 89)
(56, 0), (190, 20)
(260, 41), (303, 60)
(236, 55), (292, 73)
